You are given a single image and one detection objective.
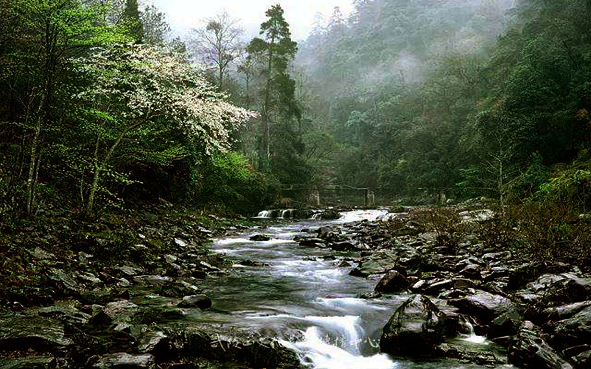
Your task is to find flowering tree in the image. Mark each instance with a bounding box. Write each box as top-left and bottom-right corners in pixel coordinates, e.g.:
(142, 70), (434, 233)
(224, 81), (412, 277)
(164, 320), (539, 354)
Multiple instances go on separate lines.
(73, 43), (256, 215)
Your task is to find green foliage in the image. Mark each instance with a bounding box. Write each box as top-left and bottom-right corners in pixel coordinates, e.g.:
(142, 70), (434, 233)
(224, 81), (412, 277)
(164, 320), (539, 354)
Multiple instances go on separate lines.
(537, 151), (591, 208)
(199, 152), (276, 214)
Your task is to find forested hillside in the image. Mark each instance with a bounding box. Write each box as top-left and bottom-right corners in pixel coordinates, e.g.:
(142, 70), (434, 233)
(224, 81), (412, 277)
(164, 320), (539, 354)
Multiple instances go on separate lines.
(1, 0), (590, 218)
(294, 0), (591, 206)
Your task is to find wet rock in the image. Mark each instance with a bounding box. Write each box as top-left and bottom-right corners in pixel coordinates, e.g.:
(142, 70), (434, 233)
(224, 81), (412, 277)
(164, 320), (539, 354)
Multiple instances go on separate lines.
(93, 353), (155, 369)
(137, 331), (170, 354)
(329, 241), (359, 251)
(0, 355), (58, 369)
(159, 280), (200, 298)
(133, 275), (172, 287)
(0, 316), (72, 351)
(449, 289), (514, 322)
(508, 321), (572, 369)
(349, 251), (398, 277)
(489, 308), (524, 339)
(249, 234), (271, 241)
(374, 270), (410, 293)
(168, 326), (303, 369)
(380, 294), (448, 356)
(553, 305), (591, 351)
(102, 300), (139, 324)
(543, 300), (591, 320)
(298, 237), (326, 248)
(177, 295), (212, 309)
(37, 304), (91, 326)
(518, 273), (591, 305)
(424, 279), (454, 295)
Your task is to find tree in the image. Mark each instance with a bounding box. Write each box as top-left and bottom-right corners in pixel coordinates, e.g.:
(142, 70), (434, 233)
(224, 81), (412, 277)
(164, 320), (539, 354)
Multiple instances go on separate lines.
(122, 0), (143, 42)
(190, 10), (243, 91)
(73, 44), (256, 215)
(246, 4), (299, 167)
(1, 0), (107, 215)
(141, 4), (170, 46)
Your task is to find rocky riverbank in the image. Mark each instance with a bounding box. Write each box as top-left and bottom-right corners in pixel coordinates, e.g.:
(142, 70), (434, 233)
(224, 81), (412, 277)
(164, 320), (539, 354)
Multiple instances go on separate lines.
(293, 207), (591, 368)
(1, 204), (590, 368)
(0, 205), (302, 369)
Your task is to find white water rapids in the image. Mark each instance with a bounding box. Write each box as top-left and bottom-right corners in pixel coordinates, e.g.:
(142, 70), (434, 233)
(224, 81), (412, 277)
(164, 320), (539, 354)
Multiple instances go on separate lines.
(200, 210), (511, 369)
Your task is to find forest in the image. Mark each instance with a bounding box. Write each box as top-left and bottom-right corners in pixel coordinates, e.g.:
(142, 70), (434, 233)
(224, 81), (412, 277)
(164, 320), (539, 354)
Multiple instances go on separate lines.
(1, 0), (590, 219)
(1, 1), (591, 368)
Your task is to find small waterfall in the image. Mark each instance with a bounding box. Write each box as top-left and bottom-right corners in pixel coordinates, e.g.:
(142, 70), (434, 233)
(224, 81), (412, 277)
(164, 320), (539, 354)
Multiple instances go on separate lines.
(281, 316), (396, 369)
(257, 210), (273, 218)
(460, 316), (487, 344)
(280, 209), (294, 219)
(311, 212), (322, 220)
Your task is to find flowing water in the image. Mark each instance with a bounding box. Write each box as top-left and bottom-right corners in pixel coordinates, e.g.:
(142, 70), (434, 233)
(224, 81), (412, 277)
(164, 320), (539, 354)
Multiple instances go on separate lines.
(196, 210), (513, 369)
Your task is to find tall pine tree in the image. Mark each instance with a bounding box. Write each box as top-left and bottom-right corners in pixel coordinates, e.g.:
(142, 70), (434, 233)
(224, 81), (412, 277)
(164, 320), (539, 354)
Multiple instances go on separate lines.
(247, 4), (299, 170)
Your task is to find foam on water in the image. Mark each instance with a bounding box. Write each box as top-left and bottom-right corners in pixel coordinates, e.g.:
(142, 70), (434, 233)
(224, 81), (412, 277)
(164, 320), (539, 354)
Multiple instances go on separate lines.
(281, 326), (397, 369)
(338, 209), (389, 223)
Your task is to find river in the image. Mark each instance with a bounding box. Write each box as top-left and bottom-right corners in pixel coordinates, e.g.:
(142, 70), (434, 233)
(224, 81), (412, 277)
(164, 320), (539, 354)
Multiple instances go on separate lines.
(196, 210), (514, 369)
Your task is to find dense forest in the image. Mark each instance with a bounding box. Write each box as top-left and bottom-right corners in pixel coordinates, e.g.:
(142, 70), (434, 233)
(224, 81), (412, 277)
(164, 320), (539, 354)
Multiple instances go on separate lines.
(1, 0), (590, 218)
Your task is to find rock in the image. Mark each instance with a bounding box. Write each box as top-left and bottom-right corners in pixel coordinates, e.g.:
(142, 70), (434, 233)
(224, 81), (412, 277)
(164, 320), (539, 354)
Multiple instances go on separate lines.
(249, 234), (271, 241)
(553, 305), (591, 351)
(380, 294), (448, 356)
(0, 356), (58, 369)
(449, 289), (514, 322)
(543, 300), (591, 320)
(330, 241), (359, 251)
(349, 251), (398, 277)
(374, 270), (410, 293)
(518, 273), (591, 305)
(102, 300), (139, 324)
(177, 295), (212, 309)
(0, 316), (72, 351)
(508, 321), (573, 369)
(37, 304), (92, 326)
(159, 280), (200, 297)
(93, 353), (155, 369)
(489, 308), (524, 339)
(298, 237), (326, 248)
(137, 331), (169, 354)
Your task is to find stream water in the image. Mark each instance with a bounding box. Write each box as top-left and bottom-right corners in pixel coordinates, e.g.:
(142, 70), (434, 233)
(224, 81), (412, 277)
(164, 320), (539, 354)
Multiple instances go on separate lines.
(197, 210), (514, 369)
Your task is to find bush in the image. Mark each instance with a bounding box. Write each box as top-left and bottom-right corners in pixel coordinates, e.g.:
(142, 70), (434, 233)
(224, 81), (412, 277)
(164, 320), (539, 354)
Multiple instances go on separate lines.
(198, 152), (278, 214)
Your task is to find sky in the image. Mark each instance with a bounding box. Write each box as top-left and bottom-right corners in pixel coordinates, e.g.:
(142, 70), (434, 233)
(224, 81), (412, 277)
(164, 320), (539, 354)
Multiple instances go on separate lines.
(149, 0), (354, 41)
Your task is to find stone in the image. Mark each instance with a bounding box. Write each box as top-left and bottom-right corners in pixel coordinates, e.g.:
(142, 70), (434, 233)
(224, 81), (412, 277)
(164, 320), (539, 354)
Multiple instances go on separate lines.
(137, 331), (169, 354)
(177, 295), (212, 309)
(37, 304), (92, 326)
(553, 305), (591, 351)
(508, 321), (573, 369)
(102, 300), (140, 324)
(449, 289), (514, 322)
(380, 294), (448, 356)
(330, 241), (359, 251)
(0, 316), (73, 351)
(374, 270), (410, 293)
(0, 356), (58, 369)
(93, 353), (155, 369)
(249, 234), (271, 241)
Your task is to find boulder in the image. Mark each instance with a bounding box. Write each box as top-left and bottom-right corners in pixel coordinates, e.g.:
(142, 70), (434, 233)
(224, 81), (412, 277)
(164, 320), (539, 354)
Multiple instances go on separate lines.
(249, 234), (271, 241)
(380, 294), (448, 356)
(374, 270), (410, 293)
(508, 321), (572, 369)
(93, 353), (155, 369)
(0, 316), (72, 351)
(449, 289), (514, 322)
(0, 356), (58, 369)
(553, 305), (591, 351)
(177, 295), (212, 309)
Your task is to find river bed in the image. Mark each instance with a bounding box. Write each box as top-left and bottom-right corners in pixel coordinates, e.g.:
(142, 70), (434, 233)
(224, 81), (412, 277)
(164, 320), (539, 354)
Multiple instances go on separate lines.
(196, 210), (513, 369)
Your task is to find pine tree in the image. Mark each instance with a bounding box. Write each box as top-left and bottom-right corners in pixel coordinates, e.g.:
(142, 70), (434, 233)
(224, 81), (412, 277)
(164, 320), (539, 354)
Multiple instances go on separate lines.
(247, 4), (299, 168)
